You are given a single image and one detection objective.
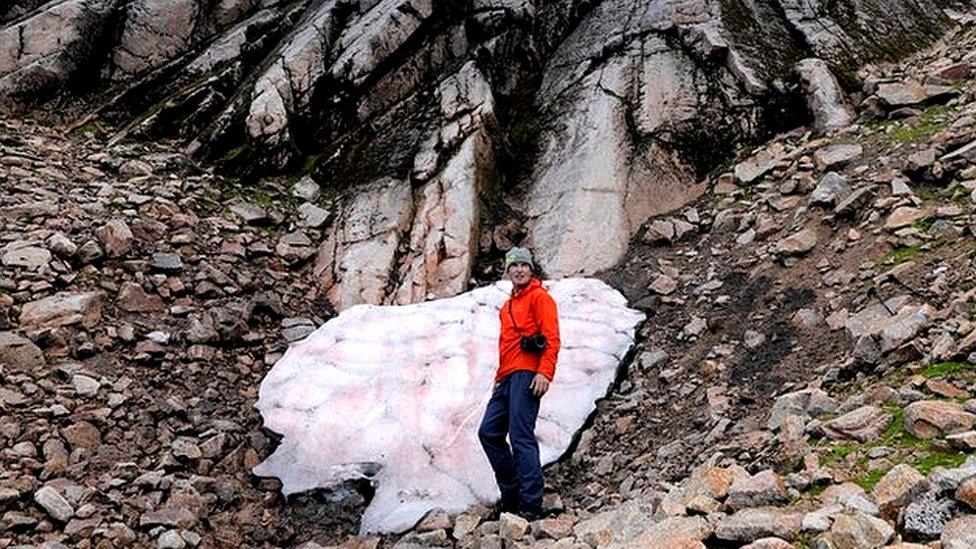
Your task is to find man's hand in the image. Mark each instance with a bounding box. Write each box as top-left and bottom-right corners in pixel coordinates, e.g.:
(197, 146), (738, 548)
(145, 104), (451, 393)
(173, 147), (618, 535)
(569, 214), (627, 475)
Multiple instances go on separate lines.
(530, 373), (550, 398)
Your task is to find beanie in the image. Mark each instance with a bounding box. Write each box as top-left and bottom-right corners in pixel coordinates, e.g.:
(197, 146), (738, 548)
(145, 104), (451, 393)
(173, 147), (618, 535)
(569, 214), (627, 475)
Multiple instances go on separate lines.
(504, 247), (534, 270)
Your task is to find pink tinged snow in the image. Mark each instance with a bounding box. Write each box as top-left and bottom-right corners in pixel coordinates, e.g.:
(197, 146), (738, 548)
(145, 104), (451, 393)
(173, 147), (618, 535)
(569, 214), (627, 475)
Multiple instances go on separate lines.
(253, 278), (644, 534)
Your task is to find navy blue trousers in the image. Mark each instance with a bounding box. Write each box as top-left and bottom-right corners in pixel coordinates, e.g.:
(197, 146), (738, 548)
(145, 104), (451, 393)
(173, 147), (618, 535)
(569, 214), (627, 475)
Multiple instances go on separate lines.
(478, 370), (543, 515)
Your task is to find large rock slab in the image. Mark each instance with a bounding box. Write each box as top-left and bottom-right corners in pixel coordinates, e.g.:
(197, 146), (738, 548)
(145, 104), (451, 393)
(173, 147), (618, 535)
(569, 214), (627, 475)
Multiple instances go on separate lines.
(254, 278), (643, 534)
(905, 400), (976, 439)
(823, 405), (892, 443)
(19, 291), (106, 329)
(313, 177), (414, 312)
(795, 58), (853, 130)
(715, 507), (803, 543)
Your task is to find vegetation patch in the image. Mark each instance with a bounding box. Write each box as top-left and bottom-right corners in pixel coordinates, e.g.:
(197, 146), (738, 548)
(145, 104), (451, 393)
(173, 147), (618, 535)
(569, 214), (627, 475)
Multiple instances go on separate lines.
(856, 467), (889, 492)
(921, 361), (972, 379)
(913, 450), (967, 475)
(877, 244), (921, 266)
(889, 106), (949, 143)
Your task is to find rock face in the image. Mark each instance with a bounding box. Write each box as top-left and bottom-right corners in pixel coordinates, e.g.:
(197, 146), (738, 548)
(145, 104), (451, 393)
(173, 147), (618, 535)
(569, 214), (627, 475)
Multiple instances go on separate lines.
(0, 0), (960, 306)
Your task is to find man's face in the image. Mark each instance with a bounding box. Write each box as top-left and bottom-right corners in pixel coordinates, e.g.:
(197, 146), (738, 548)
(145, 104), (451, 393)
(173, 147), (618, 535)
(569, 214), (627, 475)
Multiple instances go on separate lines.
(507, 262), (532, 286)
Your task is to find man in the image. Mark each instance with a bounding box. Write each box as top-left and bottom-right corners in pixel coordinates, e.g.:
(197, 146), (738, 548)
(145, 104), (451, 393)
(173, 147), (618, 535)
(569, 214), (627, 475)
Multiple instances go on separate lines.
(478, 247), (561, 520)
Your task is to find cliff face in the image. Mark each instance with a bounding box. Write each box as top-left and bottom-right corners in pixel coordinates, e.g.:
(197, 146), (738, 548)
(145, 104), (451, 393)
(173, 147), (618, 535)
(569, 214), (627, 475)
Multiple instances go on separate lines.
(0, 0), (962, 310)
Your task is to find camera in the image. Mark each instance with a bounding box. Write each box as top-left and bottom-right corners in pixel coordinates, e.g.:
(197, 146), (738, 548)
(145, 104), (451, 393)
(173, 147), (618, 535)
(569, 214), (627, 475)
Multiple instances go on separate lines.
(520, 333), (547, 354)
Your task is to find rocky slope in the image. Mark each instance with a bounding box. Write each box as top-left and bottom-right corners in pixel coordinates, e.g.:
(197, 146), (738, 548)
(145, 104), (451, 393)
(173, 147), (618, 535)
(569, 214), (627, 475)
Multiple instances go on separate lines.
(2, 3), (976, 549)
(1, 0), (970, 313)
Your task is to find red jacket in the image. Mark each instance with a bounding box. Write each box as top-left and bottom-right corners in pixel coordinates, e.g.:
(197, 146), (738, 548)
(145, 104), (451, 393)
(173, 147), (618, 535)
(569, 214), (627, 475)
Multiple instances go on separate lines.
(497, 277), (560, 382)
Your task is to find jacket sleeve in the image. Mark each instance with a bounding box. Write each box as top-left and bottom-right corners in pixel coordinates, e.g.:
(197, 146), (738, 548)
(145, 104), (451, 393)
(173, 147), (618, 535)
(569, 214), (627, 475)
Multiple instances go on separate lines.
(535, 291), (560, 380)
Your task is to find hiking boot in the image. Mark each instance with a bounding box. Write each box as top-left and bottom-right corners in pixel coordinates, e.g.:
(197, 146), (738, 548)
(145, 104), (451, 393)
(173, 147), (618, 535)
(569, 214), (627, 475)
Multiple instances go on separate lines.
(490, 493), (519, 520)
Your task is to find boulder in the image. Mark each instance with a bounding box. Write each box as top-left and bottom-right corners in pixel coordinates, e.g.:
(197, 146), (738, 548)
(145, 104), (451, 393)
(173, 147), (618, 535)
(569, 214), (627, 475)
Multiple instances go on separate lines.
(810, 172), (851, 206)
(823, 405), (892, 443)
(904, 400), (976, 439)
(0, 331), (45, 370)
(714, 508), (803, 543)
(942, 514), (976, 549)
(795, 58), (853, 130)
(19, 291), (106, 328)
(871, 464), (928, 515)
(814, 143), (862, 170)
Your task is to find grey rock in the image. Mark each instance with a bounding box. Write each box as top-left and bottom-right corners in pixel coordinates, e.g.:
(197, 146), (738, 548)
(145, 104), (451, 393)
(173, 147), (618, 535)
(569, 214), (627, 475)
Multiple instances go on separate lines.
(20, 291), (106, 328)
(942, 514), (976, 549)
(152, 252), (183, 271)
(1, 244), (51, 270)
(291, 176), (321, 201)
(33, 486), (74, 522)
(810, 172), (851, 206)
(795, 58), (853, 130)
(814, 143), (862, 170)
(0, 331), (45, 369)
(715, 507), (802, 543)
(901, 490), (956, 539)
(823, 405), (892, 443)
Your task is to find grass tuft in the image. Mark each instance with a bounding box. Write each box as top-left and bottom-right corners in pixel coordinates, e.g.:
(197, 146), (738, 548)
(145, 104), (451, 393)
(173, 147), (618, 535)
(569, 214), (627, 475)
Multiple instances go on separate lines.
(921, 361), (972, 379)
(889, 106), (948, 143)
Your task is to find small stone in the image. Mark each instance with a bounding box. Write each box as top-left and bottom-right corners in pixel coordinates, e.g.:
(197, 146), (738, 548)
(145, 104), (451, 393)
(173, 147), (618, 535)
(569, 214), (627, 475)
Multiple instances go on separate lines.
(715, 507), (802, 543)
(645, 220), (676, 244)
(499, 512), (529, 541)
(1, 245), (51, 270)
(810, 172), (851, 206)
(95, 219), (134, 257)
(47, 233), (77, 257)
(72, 374), (100, 396)
(297, 202), (331, 228)
(20, 291), (106, 328)
(902, 490), (956, 539)
(775, 228), (818, 256)
(291, 176), (321, 201)
(819, 512), (893, 548)
(823, 405), (892, 443)
(942, 514), (976, 549)
(117, 282), (166, 313)
(876, 81), (927, 106)
(0, 331), (45, 369)
(33, 486), (74, 522)
(885, 207), (925, 230)
(152, 252), (183, 272)
(650, 274), (678, 295)
(814, 143), (862, 170)
(158, 529), (186, 549)
(954, 477), (976, 509)
(726, 470), (788, 510)
(228, 200), (268, 225)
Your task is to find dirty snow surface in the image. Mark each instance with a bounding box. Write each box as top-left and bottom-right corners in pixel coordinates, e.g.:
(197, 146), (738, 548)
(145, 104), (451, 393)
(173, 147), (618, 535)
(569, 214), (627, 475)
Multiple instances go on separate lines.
(254, 278), (644, 533)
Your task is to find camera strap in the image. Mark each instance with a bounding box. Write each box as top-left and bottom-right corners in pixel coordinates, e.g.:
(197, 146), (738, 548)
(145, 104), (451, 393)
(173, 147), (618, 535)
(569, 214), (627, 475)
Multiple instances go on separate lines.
(508, 301), (524, 335)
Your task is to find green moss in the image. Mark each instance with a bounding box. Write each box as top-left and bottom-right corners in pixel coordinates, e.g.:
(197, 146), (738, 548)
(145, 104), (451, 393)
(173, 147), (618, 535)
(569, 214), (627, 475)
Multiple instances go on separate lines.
(913, 451), (967, 475)
(70, 120), (107, 136)
(856, 467), (890, 492)
(889, 106), (948, 143)
(301, 154), (320, 173)
(911, 217), (933, 234)
(921, 361), (973, 379)
(877, 244), (921, 266)
(880, 406), (905, 444)
(826, 444), (861, 464)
